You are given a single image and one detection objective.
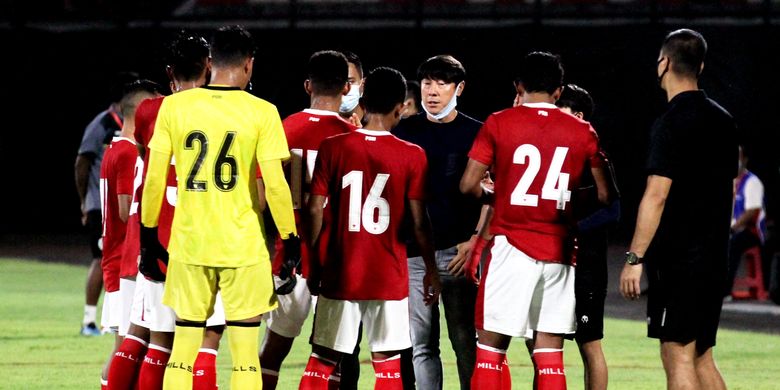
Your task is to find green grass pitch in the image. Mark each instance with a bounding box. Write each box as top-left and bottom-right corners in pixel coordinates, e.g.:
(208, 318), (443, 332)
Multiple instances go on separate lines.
(1, 258), (777, 389)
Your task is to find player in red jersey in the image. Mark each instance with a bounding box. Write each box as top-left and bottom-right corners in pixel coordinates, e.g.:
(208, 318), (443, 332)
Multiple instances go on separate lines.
(299, 67), (441, 390)
(99, 80), (163, 390)
(257, 50), (356, 390)
(460, 52), (610, 390)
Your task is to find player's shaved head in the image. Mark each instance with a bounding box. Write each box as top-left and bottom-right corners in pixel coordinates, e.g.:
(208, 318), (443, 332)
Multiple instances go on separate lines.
(362, 67), (407, 115)
(210, 25), (255, 68)
(308, 50), (349, 96)
(661, 28), (707, 79)
(517, 51), (564, 95)
(119, 80), (163, 118)
(166, 30), (210, 82)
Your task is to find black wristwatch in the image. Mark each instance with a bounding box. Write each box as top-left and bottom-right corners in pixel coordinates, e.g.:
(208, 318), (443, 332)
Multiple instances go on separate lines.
(625, 251), (643, 265)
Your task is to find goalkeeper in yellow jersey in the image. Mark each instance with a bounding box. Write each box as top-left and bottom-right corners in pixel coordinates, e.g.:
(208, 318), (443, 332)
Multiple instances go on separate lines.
(139, 25), (300, 390)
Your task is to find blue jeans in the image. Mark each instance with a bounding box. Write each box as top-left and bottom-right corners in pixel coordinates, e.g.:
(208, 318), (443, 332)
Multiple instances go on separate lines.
(407, 246), (477, 390)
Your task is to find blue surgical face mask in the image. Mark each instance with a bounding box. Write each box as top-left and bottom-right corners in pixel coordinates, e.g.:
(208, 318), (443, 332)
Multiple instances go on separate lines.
(422, 84), (461, 121)
(339, 83), (361, 114)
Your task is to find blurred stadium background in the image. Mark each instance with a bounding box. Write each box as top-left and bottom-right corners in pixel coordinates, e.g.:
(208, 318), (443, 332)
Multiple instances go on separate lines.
(2, 0), (780, 240)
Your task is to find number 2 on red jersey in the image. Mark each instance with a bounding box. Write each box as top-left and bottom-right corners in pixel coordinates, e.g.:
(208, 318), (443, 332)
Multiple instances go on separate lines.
(510, 145), (571, 210)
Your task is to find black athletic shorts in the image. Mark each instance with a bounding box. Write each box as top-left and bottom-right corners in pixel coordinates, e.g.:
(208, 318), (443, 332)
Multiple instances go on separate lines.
(646, 252), (727, 354)
(574, 229), (608, 343)
(86, 210), (103, 259)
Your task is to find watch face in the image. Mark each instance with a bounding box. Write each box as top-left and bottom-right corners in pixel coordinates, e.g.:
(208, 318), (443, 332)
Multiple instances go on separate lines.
(626, 253), (640, 265)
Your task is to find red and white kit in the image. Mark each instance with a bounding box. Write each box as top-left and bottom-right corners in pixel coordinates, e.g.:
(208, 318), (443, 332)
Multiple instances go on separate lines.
(469, 102), (604, 336)
(309, 129), (428, 353)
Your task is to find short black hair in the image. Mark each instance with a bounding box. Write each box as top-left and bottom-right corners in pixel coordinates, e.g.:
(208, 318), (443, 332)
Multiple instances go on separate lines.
(516, 51), (564, 95)
(406, 80), (421, 110)
(342, 51), (363, 79)
(661, 28), (707, 79)
(108, 71), (140, 103)
(556, 84), (594, 120)
(166, 30), (210, 82)
(210, 25), (255, 67)
(308, 50), (349, 96)
(119, 79), (163, 117)
(417, 55), (466, 84)
(362, 67), (407, 115)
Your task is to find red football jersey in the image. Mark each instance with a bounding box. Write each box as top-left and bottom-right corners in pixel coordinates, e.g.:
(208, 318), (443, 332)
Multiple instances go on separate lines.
(310, 129), (428, 300)
(271, 109), (356, 278)
(100, 137), (138, 292)
(134, 97), (177, 248)
(119, 156), (144, 278)
(468, 103), (604, 264)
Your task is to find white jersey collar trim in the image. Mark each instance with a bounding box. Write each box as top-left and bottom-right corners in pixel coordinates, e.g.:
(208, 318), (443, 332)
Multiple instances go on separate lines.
(356, 129), (392, 136)
(522, 102), (558, 109)
(303, 108), (340, 117)
(112, 136), (136, 145)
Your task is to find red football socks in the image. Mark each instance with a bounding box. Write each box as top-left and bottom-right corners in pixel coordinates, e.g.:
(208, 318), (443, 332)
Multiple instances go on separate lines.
(471, 343), (506, 389)
(533, 349), (567, 390)
(261, 368), (280, 390)
(101, 379), (108, 390)
(299, 353), (338, 390)
(192, 348), (218, 390)
(372, 355), (403, 390)
(137, 344), (170, 390)
(107, 335), (147, 390)
(502, 355), (512, 390)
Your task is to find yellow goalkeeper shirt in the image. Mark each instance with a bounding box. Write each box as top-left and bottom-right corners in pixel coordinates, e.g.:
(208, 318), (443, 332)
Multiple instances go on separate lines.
(142, 85), (291, 267)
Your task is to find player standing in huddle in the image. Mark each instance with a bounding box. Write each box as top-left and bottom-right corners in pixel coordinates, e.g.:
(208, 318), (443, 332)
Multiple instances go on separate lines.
(338, 51), (365, 127)
(557, 84), (619, 390)
(393, 54), (484, 390)
(115, 31), (228, 390)
(99, 80), (163, 389)
(140, 25), (299, 390)
(300, 67), (442, 390)
(258, 50), (356, 390)
(460, 52), (610, 390)
(75, 71), (139, 337)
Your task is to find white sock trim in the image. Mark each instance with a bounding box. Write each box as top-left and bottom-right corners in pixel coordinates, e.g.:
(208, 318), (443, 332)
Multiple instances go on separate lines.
(198, 348), (218, 356)
(148, 344), (172, 354)
(477, 343), (507, 354)
(311, 353), (338, 366)
(84, 305), (98, 324)
(100, 379), (108, 386)
(533, 348), (563, 355)
(261, 368), (279, 376)
(371, 354), (401, 363)
(125, 334), (149, 347)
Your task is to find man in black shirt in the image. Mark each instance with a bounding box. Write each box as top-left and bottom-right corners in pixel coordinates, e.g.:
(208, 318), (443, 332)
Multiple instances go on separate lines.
(393, 55), (484, 390)
(620, 29), (737, 390)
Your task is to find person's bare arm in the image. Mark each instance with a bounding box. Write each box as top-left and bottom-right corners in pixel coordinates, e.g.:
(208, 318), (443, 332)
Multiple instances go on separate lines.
(75, 154), (93, 224)
(256, 178), (267, 212)
(732, 208), (760, 232)
(307, 194), (326, 248)
(591, 166), (611, 205)
(460, 159), (490, 198)
(410, 199), (442, 305)
(117, 194), (132, 223)
(448, 204), (492, 276)
(620, 175), (672, 300)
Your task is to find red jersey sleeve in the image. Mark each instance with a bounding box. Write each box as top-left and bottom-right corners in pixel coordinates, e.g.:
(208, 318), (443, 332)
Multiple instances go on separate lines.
(116, 145), (137, 195)
(468, 114), (497, 166)
(407, 147), (428, 201)
(310, 140), (331, 197)
(586, 124), (606, 169)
